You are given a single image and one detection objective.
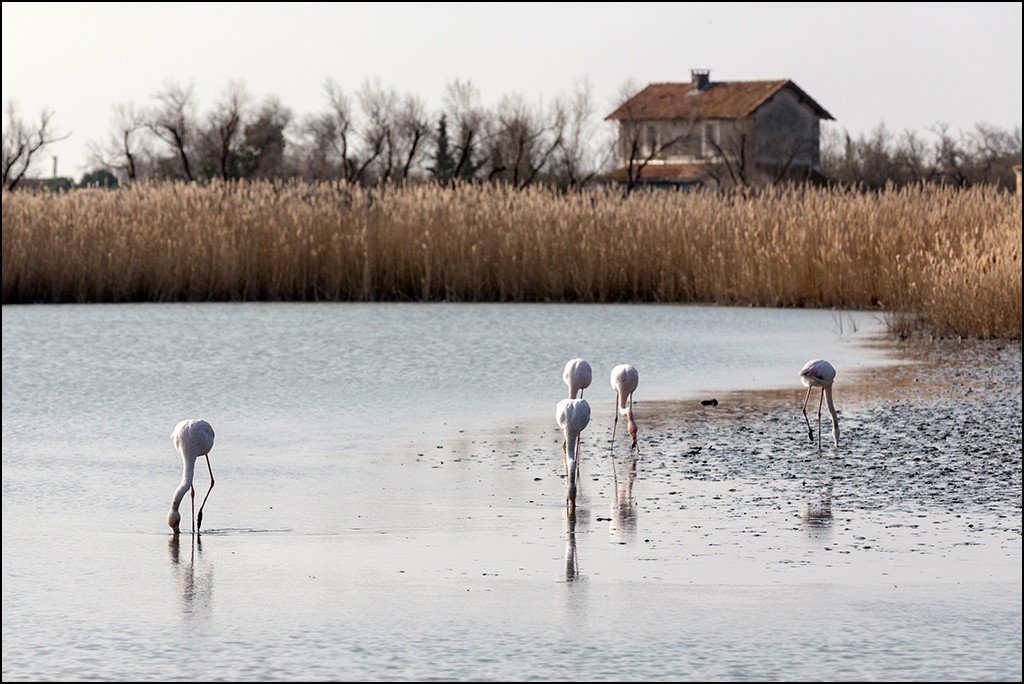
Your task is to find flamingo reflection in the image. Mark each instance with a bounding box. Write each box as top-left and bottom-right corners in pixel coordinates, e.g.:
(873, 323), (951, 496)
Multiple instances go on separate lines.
(562, 511), (580, 582)
(610, 453), (639, 543)
(800, 478), (834, 541)
(167, 534), (213, 619)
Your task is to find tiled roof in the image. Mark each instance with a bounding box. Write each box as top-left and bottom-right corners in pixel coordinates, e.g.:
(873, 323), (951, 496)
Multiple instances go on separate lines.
(606, 162), (831, 185)
(606, 80), (833, 121)
(606, 163), (711, 182)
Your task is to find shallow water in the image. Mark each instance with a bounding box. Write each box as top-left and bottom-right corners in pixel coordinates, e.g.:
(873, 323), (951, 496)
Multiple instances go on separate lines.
(1, 302), (888, 455)
(2, 303), (1020, 681)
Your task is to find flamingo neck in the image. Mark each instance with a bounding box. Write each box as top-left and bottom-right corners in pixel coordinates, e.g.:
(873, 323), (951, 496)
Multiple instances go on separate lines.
(565, 431), (579, 470)
(626, 412), (638, 447)
(565, 431), (579, 500)
(170, 457), (197, 513)
(824, 386), (840, 442)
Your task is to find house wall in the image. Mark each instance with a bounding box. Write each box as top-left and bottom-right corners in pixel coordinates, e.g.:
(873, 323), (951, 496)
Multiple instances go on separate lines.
(753, 89), (821, 169)
(616, 120), (703, 164)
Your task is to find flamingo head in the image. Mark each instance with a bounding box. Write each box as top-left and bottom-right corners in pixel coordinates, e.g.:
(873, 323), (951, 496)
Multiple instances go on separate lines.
(567, 481), (577, 509)
(167, 509), (182, 534)
(627, 412), (638, 448)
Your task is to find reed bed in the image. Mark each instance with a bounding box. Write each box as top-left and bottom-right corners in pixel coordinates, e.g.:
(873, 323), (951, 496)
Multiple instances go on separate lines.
(2, 181), (1020, 339)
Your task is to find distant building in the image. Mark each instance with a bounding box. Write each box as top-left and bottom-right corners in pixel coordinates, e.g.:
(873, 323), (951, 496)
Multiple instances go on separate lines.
(606, 69), (834, 190)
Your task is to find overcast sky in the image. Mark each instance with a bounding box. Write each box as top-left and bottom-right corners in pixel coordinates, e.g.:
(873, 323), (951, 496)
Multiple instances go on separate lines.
(3, 1), (1021, 180)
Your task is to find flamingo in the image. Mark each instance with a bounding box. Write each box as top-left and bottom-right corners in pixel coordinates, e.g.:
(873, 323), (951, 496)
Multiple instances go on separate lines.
(562, 358), (593, 399)
(556, 398), (591, 509)
(800, 359), (839, 450)
(167, 419), (216, 535)
(561, 358), (592, 456)
(610, 364), (639, 449)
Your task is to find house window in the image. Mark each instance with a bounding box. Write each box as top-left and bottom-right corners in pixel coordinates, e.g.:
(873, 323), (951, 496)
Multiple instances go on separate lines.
(702, 121), (721, 157)
(645, 125), (658, 155)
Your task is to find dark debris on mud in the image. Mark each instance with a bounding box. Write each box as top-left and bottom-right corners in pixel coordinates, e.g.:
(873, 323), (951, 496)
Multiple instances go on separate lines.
(641, 339), (1022, 523)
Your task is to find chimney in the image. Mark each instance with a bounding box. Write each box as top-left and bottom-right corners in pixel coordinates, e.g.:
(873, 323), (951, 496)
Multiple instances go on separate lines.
(691, 69), (710, 91)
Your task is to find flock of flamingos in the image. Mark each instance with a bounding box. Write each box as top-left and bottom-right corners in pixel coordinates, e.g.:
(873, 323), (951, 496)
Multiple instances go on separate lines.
(165, 358), (840, 534)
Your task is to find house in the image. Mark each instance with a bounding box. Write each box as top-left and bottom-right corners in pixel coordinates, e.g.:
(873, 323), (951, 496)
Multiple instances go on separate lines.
(605, 69), (834, 189)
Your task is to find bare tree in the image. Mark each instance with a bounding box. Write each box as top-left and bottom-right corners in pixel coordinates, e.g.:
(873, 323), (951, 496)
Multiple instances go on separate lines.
(485, 94), (565, 189)
(963, 122), (1021, 187)
(200, 80), (250, 180)
(393, 94), (431, 182)
(893, 128), (934, 184)
(294, 80), (352, 181)
(2, 102), (71, 189)
(554, 80), (603, 191)
(824, 120), (1024, 191)
(87, 103), (148, 184)
(443, 79), (487, 183)
(926, 123), (967, 186)
(146, 82), (199, 182)
(357, 79), (395, 184)
(298, 112), (339, 181)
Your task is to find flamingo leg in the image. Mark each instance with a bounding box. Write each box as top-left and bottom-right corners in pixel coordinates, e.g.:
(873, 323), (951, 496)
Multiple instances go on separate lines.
(816, 389), (825, 451)
(801, 385), (814, 442)
(628, 394), (638, 450)
(563, 436), (572, 503)
(611, 391), (620, 450)
(196, 455), (216, 532)
(575, 433), (582, 487)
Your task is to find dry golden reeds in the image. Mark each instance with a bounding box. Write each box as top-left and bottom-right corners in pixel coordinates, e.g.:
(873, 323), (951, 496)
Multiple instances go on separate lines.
(2, 180), (1020, 339)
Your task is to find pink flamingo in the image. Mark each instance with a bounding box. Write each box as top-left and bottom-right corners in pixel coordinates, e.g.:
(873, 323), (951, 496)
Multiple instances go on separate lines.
(167, 419), (216, 535)
(800, 359), (839, 450)
(562, 358), (593, 399)
(556, 398), (591, 509)
(610, 364), (639, 449)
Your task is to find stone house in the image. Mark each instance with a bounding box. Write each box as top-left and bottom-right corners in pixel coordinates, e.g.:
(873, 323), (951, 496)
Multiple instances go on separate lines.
(606, 69), (834, 189)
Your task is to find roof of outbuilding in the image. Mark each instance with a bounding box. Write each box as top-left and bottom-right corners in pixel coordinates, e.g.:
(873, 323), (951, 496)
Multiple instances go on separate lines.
(605, 162), (832, 186)
(606, 80), (834, 121)
(605, 163), (711, 182)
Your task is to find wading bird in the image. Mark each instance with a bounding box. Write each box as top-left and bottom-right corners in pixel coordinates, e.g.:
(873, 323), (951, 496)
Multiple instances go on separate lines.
(556, 398), (591, 509)
(561, 358), (592, 456)
(563, 358), (593, 399)
(167, 419), (216, 535)
(610, 364), (639, 449)
(800, 359), (839, 450)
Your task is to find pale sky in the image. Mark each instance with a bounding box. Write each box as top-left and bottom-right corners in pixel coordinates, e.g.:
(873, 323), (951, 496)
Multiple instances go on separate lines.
(2, 1), (1021, 180)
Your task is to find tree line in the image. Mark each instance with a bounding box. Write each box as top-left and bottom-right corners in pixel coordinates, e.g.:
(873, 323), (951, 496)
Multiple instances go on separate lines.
(3, 78), (1021, 192)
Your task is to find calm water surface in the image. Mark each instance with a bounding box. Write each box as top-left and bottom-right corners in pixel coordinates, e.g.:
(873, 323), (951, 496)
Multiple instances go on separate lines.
(3, 303), (1018, 681)
(2, 302), (889, 457)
